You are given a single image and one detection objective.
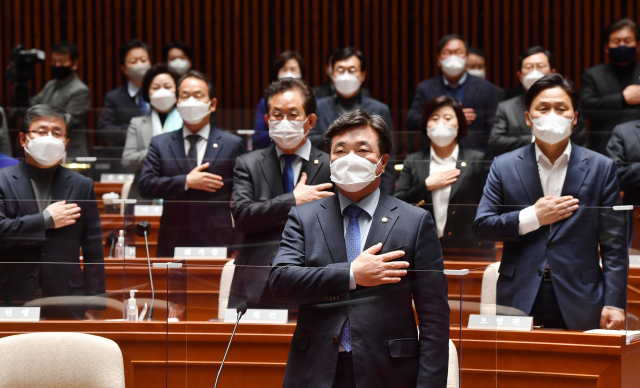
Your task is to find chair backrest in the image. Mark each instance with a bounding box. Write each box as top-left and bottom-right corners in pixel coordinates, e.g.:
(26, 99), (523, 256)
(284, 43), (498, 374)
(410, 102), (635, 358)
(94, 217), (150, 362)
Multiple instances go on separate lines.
(218, 259), (236, 319)
(119, 179), (134, 214)
(0, 332), (125, 388)
(480, 262), (501, 316)
(447, 339), (459, 388)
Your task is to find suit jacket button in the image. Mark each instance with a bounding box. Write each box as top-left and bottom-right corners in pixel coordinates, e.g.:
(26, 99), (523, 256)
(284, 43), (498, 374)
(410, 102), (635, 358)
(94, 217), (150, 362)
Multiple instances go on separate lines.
(333, 336), (338, 343)
(447, 231), (452, 236)
(30, 276), (35, 282)
(451, 210), (456, 215)
(547, 242), (552, 250)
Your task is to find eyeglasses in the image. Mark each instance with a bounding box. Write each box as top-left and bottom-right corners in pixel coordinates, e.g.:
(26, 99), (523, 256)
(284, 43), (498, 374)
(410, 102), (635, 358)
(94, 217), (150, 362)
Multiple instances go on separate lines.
(268, 112), (305, 121)
(29, 129), (66, 139)
(334, 67), (360, 75)
(522, 63), (550, 72)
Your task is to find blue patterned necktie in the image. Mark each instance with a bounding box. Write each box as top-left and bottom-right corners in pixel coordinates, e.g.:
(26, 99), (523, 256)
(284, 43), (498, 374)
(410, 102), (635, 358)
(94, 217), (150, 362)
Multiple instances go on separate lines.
(339, 204), (363, 352)
(138, 92), (149, 115)
(281, 154), (297, 193)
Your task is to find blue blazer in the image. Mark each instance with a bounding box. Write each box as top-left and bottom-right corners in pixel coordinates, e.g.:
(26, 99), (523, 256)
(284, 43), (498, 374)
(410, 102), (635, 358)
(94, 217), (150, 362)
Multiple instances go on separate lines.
(472, 143), (627, 330)
(138, 127), (245, 257)
(310, 94), (396, 195)
(97, 83), (145, 146)
(270, 192), (449, 388)
(406, 74), (498, 154)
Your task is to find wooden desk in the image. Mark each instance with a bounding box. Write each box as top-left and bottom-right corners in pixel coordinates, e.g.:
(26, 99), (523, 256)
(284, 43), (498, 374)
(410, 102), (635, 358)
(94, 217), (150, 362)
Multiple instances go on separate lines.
(1, 321), (638, 388)
(100, 215), (161, 257)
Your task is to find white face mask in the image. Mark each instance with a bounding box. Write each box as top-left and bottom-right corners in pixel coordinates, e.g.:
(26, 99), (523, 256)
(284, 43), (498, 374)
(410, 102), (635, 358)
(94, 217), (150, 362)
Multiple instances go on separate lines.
(168, 58), (190, 76)
(177, 97), (212, 124)
(278, 71), (301, 80)
(269, 118), (308, 149)
(126, 63), (151, 83)
(149, 88), (177, 112)
(330, 154), (382, 193)
(522, 70), (545, 90)
(24, 135), (66, 167)
(333, 73), (362, 96)
(440, 56), (467, 77)
(467, 69), (486, 79)
(427, 124), (458, 147)
(530, 112), (574, 145)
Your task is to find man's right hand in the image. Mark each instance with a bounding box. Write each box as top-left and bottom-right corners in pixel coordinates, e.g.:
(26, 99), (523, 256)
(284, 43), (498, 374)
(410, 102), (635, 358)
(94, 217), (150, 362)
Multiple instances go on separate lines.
(623, 85), (640, 105)
(45, 201), (81, 229)
(352, 243), (409, 287)
(534, 195), (579, 226)
(426, 169), (460, 191)
(186, 162), (224, 192)
(462, 108), (477, 124)
(293, 172), (334, 205)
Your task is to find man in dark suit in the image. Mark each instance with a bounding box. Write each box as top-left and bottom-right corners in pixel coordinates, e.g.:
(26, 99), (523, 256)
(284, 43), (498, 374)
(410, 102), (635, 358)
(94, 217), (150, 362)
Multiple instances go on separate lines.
(489, 46), (588, 156)
(230, 78), (333, 309)
(97, 39), (152, 146)
(270, 110), (449, 388)
(607, 119), (640, 205)
(406, 34), (498, 153)
(473, 74), (627, 331)
(582, 18), (640, 155)
(139, 71), (244, 257)
(0, 105), (105, 319)
(311, 47), (396, 195)
(466, 46), (507, 102)
(313, 48), (372, 99)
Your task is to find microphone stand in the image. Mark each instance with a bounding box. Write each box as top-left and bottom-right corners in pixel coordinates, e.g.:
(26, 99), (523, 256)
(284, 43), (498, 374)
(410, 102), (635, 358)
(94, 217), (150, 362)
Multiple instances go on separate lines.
(214, 304), (247, 388)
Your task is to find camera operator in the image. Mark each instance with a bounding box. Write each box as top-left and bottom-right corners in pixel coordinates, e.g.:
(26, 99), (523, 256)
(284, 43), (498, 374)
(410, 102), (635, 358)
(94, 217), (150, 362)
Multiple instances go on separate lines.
(30, 42), (90, 157)
(0, 106), (11, 157)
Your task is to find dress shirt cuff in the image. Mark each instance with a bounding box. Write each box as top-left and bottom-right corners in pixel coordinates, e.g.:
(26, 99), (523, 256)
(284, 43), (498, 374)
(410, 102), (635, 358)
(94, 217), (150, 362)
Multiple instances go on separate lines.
(605, 305), (625, 312)
(518, 206), (541, 235)
(43, 209), (55, 229)
(349, 263), (356, 290)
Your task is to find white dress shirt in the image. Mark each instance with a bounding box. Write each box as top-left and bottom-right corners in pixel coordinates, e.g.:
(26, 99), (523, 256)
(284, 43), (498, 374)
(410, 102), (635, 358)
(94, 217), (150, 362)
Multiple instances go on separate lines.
(429, 145), (459, 238)
(183, 124), (210, 167)
(275, 139), (312, 183)
(518, 141), (571, 235)
(127, 81), (140, 99)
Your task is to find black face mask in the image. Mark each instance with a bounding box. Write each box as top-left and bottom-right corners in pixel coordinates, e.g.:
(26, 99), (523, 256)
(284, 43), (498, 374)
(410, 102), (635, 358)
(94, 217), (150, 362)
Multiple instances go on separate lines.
(609, 45), (637, 64)
(51, 66), (73, 80)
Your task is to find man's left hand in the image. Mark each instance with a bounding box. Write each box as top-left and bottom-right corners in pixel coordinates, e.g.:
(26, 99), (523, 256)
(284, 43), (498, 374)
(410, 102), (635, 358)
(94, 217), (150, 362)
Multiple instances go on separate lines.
(600, 307), (625, 329)
(462, 108), (476, 124)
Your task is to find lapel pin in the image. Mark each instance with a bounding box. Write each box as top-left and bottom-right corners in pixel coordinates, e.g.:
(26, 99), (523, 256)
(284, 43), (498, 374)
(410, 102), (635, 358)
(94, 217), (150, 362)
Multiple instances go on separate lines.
(381, 217), (388, 223)
(461, 162), (467, 167)
(213, 143), (219, 148)
(314, 159), (319, 165)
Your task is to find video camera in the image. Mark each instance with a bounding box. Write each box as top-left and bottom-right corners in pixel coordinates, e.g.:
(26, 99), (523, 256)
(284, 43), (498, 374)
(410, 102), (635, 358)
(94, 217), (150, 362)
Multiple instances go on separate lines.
(5, 44), (45, 110)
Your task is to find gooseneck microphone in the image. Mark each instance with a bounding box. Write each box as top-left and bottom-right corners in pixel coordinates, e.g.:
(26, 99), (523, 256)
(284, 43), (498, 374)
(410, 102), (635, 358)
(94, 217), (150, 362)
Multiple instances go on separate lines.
(214, 302), (248, 388)
(135, 221), (154, 321)
(106, 232), (118, 258)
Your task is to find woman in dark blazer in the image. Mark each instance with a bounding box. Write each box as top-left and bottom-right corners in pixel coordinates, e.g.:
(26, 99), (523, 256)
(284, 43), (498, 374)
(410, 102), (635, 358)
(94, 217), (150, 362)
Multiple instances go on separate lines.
(395, 95), (492, 257)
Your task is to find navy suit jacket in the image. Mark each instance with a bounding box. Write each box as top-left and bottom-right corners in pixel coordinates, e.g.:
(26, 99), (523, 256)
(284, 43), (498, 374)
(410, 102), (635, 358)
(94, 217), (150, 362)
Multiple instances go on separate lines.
(270, 192), (449, 388)
(97, 84), (145, 146)
(138, 127), (245, 257)
(0, 162), (105, 315)
(472, 143), (627, 330)
(607, 119), (640, 205)
(406, 74), (498, 153)
(310, 94), (396, 195)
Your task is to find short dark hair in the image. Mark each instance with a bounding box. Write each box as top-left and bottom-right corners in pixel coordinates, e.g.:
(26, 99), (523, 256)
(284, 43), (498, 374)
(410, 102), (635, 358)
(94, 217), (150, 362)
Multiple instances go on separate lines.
(119, 39), (149, 66)
(21, 104), (71, 135)
(604, 18), (640, 43)
(163, 40), (193, 61)
(524, 73), (579, 110)
(468, 46), (486, 59)
(264, 78), (317, 116)
(518, 46), (555, 70)
(177, 70), (216, 99)
(436, 34), (468, 54)
(52, 41), (79, 61)
(270, 51), (306, 82)
(141, 63), (180, 103)
(325, 48), (340, 66)
(324, 109), (393, 155)
(419, 96), (468, 141)
(331, 47), (368, 72)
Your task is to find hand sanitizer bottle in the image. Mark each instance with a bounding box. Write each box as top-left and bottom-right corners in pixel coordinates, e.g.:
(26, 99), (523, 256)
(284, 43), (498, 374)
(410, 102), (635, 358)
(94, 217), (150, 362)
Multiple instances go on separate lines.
(115, 230), (125, 258)
(126, 289), (139, 322)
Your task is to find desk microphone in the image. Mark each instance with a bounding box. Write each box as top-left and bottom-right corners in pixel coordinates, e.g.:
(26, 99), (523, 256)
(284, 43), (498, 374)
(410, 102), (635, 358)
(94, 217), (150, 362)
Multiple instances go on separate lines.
(214, 302), (248, 388)
(106, 232), (117, 258)
(135, 221), (154, 321)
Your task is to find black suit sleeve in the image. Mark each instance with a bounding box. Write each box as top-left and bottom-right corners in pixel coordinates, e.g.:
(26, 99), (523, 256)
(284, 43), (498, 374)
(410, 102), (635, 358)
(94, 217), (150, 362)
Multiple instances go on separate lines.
(393, 156), (431, 205)
(411, 211), (449, 387)
(97, 93), (129, 144)
(269, 207), (352, 305)
(406, 84), (428, 132)
(231, 156), (297, 235)
(581, 70), (625, 110)
(0, 189), (46, 247)
(487, 103), (531, 156)
(80, 181), (106, 308)
(138, 139), (189, 199)
(607, 128), (640, 191)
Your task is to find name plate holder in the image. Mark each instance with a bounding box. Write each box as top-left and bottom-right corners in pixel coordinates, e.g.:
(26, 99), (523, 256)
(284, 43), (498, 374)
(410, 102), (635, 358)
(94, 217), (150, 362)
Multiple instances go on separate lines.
(630, 255), (640, 268)
(174, 247), (227, 259)
(224, 308), (288, 324)
(100, 173), (135, 183)
(0, 307), (40, 322)
(468, 314), (533, 331)
(135, 205), (163, 217)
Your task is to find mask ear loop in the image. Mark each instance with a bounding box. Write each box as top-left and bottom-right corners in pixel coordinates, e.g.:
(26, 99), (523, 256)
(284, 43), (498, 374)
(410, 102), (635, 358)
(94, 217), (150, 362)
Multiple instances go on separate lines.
(374, 155), (384, 178)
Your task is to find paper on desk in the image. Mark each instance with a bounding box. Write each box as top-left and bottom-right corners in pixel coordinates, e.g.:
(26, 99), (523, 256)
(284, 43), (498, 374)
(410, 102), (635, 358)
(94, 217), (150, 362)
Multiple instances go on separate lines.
(584, 329), (640, 342)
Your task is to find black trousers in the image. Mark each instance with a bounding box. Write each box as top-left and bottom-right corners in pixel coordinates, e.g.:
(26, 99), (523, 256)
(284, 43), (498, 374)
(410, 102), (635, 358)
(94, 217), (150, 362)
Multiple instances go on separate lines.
(332, 352), (356, 388)
(529, 275), (568, 329)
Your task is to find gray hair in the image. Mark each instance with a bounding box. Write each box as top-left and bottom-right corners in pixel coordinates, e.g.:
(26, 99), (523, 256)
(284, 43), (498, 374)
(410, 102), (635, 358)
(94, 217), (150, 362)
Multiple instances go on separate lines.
(323, 109), (393, 155)
(21, 104), (71, 135)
